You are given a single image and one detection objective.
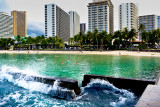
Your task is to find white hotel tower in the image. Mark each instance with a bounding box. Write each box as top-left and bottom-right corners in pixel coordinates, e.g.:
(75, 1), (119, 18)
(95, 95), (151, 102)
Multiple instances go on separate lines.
(119, 3), (138, 32)
(45, 4), (70, 42)
(88, 0), (114, 34)
(0, 12), (13, 38)
(69, 11), (80, 38)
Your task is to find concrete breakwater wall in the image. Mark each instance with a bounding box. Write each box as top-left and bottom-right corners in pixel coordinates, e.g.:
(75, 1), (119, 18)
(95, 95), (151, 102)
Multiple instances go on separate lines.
(5, 72), (81, 99)
(5, 70), (160, 106)
(82, 74), (155, 96)
(136, 73), (160, 107)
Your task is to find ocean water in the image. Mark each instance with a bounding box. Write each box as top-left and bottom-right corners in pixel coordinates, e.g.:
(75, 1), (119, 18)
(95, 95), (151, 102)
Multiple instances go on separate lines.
(0, 54), (160, 107)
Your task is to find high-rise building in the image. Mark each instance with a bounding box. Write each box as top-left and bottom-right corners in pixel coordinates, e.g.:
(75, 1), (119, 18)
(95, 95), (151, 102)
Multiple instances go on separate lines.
(119, 3), (138, 32)
(45, 4), (70, 42)
(158, 16), (160, 28)
(88, 0), (114, 34)
(139, 15), (158, 32)
(0, 12), (13, 38)
(69, 11), (80, 38)
(11, 10), (27, 37)
(80, 23), (86, 34)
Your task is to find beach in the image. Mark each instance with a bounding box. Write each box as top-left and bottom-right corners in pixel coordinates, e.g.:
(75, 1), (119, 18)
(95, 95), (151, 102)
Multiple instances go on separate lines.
(0, 50), (160, 57)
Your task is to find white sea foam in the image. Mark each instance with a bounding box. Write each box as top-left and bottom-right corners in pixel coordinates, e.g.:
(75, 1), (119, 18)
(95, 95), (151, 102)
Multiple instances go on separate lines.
(83, 79), (135, 106)
(0, 65), (74, 99)
(0, 65), (40, 76)
(0, 101), (6, 106)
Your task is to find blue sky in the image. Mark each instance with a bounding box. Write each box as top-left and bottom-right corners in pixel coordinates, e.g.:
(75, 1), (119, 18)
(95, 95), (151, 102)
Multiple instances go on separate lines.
(1, 0), (160, 37)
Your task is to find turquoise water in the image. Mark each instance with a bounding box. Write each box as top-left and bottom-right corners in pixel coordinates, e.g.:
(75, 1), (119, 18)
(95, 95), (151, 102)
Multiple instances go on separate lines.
(0, 54), (160, 107)
(0, 54), (160, 81)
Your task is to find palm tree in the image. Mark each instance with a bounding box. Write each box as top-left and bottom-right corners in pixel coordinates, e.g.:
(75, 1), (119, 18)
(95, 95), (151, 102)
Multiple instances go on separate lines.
(113, 30), (122, 49)
(93, 29), (99, 49)
(17, 35), (21, 43)
(76, 32), (84, 49)
(26, 36), (34, 50)
(128, 29), (137, 51)
(105, 33), (113, 49)
(139, 24), (145, 34)
(68, 38), (74, 45)
(41, 39), (47, 49)
(86, 31), (93, 47)
(46, 37), (53, 49)
(155, 28), (160, 49)
(35, 36), (41, 49)
(21, 39), (26, 49)
(122, 28), (129, 48)
(100, 31), (107, 50)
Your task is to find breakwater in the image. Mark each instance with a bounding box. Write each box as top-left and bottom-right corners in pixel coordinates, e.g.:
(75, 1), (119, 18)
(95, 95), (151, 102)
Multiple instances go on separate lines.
(82, 74), (155, 96)
(1, 68), (160, 106)
(0, 70), (80, 99)
(136, 73), (160, 107)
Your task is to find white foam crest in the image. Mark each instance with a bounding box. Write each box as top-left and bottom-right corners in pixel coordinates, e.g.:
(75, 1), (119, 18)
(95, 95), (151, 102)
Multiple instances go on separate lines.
(0, 101), (6, 106)
(0, 65), (40, 76)
(84, 79), (135, 106)
(1, 90), (66, 107)
(110, 97), (127, 107)
(0, 65), (74, 99)
(74, 93), (88, 100)
(0, 72), (60, 95)
(86, 79), (135, 98)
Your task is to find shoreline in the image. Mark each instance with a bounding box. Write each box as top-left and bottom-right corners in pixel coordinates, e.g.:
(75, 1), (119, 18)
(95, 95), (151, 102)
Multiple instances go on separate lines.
(0, 50), (160, 57)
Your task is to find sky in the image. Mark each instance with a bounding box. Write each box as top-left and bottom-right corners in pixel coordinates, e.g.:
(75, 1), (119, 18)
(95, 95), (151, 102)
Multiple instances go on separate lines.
(1, 0), (160, 37)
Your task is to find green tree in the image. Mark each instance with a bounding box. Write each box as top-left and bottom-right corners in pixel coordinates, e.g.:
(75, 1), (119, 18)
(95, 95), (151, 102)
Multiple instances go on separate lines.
(128, 29), (137, 50)
(93, 29), (99, 49)
(17, 35), (21, 43)
(35, 36), (42, 49)
(122, 28), (129, 48)
(26, 36), (34, 50)
(86, 31), (93, 47)
(113, 30), (123, 49)
(68, 38), (74, 45)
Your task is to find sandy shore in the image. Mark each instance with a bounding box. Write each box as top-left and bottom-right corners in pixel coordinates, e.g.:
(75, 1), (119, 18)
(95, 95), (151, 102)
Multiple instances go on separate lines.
(0, 50), (160, 57)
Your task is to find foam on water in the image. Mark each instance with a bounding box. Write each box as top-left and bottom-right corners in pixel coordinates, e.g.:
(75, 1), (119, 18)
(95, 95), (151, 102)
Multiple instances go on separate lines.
(0, 65), (75, 100)
(0, 65), (137, 106)
(81, 79), (136, 107)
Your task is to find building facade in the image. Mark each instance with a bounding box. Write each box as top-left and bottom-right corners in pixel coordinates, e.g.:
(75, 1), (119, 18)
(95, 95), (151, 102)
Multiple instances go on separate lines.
(80, 23), (86, 34)
(158, 16), (160, 28)
(0, 12), (13, 38)
(139, 15), (158, 32)
(45, 4), (70, 42)
(11, 10), (27, 37)
(119, 3), (138, 32)
(69, 11), (80, 38)
(88, 0), (114, 34)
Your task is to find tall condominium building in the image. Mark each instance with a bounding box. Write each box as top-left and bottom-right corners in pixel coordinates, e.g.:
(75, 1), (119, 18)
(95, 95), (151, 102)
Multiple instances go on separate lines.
(69, 11), (80, 38)
(158, 16), (160, 28)
(119, 3), (138, 32)
(45, 4), (70, 42)
(11, 10), (27, 37)
(80, 23), (86, 34)
(88, 0), (114, 34)
(139, 15), (158, 32)
(0, 12), (13, 38)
